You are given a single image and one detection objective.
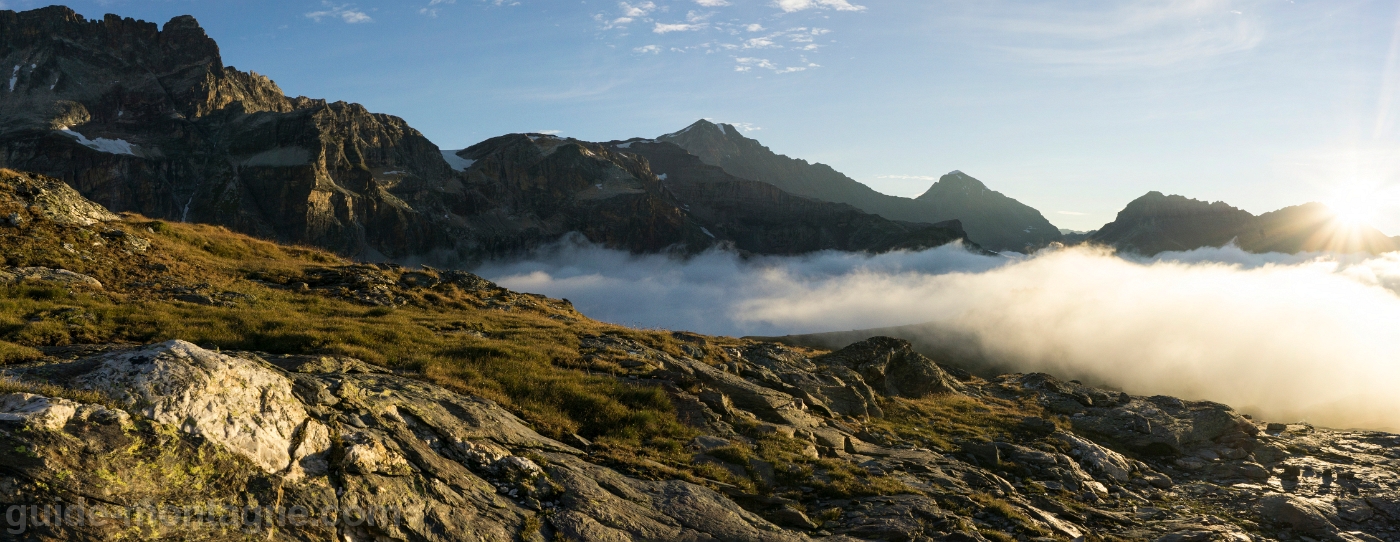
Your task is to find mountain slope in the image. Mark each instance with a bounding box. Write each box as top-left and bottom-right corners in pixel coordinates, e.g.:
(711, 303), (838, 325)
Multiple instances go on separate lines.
(612, 139), (976, 254)
(0, 7), (975, 263)
(658, 120), (1062, 251)
(0, 6), (460, 259)
(913, 171), (1061, 253)
(1088, 192), (1399, 255)
(6, 153), (1400, 542)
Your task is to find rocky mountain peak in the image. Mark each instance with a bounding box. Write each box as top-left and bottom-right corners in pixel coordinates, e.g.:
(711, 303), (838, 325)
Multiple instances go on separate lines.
(659, 120), (1063, 251)
(658, 119), (761, 168)
(1084, 192), (1398, 255)
(157, 14), (222, 68)
(1115, 191), (1252, 220)
(916, 170), (991, 200)
(1, 6), (296, 133)
(665, 118), (738, 140)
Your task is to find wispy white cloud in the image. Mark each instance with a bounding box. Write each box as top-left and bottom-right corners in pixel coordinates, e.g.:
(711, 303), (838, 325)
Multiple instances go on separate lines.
(595, 1), (856, 77)
(655, 22), (706, 33)
(306, 2), (373, 23)
(735, 57), (816, 73)
(598, 1), (656, 29)
(744, 37), (776, 48)
(419, 0), (454, 17)
(774, 0), (865, 13)
(1372, 7), (1400, 139)
(704, 119), (762, 131)
(620, 1), (656, 17)
(965, 0), (1264, 69)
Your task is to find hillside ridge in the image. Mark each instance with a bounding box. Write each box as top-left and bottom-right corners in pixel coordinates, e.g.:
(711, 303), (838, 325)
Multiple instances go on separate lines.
(1086, 192), (1399, 255)
(658, 120), (1064, 252)
(2, 161), (1397, 542)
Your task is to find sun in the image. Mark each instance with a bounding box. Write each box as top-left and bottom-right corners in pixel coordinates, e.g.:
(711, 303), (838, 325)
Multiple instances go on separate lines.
(1323, 184), (1384, 226)
(1324, 195), (1377, 225)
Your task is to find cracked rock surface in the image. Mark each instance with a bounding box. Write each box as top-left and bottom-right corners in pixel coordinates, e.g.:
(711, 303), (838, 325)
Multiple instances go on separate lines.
(3, 336), (1398, 541)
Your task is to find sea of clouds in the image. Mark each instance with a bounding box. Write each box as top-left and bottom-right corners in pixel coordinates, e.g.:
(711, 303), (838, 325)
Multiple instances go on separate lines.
(476, 239), (1400, 431)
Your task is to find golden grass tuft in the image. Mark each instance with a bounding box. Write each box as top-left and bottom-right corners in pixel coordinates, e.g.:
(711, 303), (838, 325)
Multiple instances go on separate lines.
(0, 340), (41, 365)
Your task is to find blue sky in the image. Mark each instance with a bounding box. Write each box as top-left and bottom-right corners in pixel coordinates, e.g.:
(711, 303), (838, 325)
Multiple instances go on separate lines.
(9, 0), (1400, 233)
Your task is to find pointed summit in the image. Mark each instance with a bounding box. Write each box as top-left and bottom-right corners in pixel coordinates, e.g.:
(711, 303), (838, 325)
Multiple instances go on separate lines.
(916, 171), (989, 200)
(662, 119), (737, 140)
(1087, 193), (1400, 255)
(657, 120), (1063, 251)
(658, 119), (754, 169)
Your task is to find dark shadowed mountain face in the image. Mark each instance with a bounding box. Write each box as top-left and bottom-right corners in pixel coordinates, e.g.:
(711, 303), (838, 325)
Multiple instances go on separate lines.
(452, 134), (716, 256)
(658, 119), (1063, 252)
(1086, 192), (1255, 255)
(1239, 202), (1400, 254)
(611, 139), (976, 255)
(913, 171), (1062, 253)
(0, 8), (970, 263)
(1087, 192), (1399, 255)
(0, 6), (460, 259)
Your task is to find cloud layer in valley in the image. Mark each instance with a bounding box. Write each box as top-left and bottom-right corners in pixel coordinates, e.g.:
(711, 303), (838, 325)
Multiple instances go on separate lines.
(477, 240), (1400, 431)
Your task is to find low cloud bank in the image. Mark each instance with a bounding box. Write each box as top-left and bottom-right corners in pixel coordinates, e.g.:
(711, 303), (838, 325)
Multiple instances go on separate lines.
(477, 240), (1400, 431)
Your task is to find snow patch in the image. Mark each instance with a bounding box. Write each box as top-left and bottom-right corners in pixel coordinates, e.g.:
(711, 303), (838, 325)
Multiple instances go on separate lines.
(662, 125), (694, 139)
(717, 123), (726, 135)
(948, 170), (963, 176)
(657, 173), (668, 180)
(8, 65), (18, 92)
(382, 170), (405, 175)
(616, 139), (656, 149)
(700, 227), (716, 238)
(440, 150), (475, 172)
(57, 127), (138, 156)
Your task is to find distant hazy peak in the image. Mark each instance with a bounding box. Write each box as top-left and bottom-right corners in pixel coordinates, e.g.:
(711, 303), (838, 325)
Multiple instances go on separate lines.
(1084, 191), (1399, 255)
(657, 120), (1063, 251)
(1116, 191), (1251, 219)
(664, 119), (737, 140)
(915, 171), (991, 200)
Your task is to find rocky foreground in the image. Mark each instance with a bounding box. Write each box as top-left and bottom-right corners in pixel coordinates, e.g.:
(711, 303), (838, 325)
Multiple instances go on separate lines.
(2, 333), (1398, 541)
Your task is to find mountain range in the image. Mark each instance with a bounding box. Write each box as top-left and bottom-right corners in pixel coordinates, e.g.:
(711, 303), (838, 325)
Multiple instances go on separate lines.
(657, 120), (1064, 252)
(4, 166), (1399, 541)
(5, 8), (1400, 540)
(0, 7), (1068, 263)
(2, 6), (1397, 267)
(1084, 192), (1400, 256)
